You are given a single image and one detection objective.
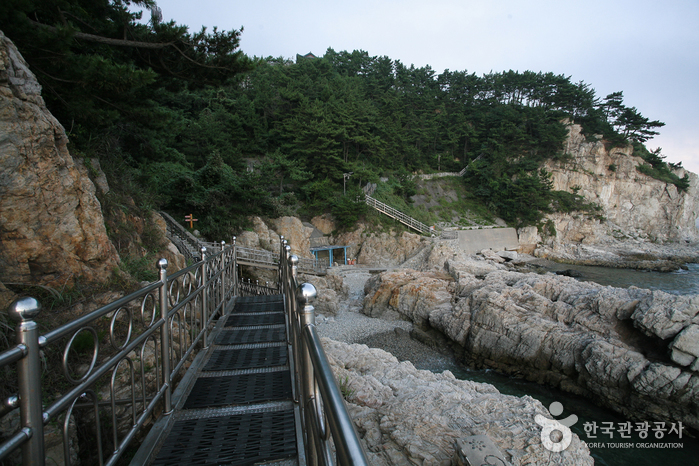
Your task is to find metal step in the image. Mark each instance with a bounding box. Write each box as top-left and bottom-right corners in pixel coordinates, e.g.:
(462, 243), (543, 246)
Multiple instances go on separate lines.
(184, 370), (292, 409)
(151, 407), (297, 465)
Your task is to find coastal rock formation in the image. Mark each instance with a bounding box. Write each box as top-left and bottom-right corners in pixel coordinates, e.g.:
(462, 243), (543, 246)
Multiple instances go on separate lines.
(521, 123), (699, 262)
(270, 216), (314, 259)
(299, 269), (348, 317)
(0, 30), (119, 286)
(236, 216), (313, 258)
(332, 225), (428, 267)
(362, 253), (699, 430)
(323, 338), (593, 465)
(363, 269), (453, 325)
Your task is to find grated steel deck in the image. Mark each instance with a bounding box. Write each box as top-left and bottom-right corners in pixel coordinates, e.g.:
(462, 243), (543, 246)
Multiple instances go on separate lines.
(204, 345), (288, 371)
(184, 370), (292, 409)
(215, 325), (286, 345)
(148, 293), (299, 465)
(232, 300), (284, 313)
(152, 408), (296, 465)
(225, 312), (286, 326)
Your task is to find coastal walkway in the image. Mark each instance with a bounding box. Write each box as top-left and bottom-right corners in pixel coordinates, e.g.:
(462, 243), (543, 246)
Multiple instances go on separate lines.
(136, 293), (299, 465)
(0, 236), (367, 465)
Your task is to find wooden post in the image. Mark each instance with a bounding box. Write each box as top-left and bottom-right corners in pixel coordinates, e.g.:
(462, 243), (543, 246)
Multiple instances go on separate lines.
(184, 214), (198, 229)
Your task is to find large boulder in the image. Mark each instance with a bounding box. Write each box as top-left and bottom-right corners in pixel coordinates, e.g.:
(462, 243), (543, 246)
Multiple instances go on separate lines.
(355, 231), (427, 267)
(0, 30), (119, 286)
(363, 269), (454, 325)
(270, 216), (314, 258)
(323, 338), (593, 465)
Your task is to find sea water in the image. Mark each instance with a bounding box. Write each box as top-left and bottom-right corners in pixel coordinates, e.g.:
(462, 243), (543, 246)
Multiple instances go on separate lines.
(451, 260), (699, 465)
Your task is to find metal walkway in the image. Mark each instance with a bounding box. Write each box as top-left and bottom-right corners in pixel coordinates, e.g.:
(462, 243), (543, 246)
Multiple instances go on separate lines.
(137, 294), (302, 466)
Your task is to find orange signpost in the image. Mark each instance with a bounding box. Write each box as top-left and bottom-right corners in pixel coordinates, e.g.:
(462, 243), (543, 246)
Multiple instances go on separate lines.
(184, 214), (198, 229)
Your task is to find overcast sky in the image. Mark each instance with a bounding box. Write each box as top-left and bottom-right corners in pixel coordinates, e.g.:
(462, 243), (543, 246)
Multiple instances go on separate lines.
(137, 0), (699, 174)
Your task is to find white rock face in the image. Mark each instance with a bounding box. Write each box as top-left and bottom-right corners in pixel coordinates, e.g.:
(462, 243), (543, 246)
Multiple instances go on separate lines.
(323, 338), (593, 465)
(362, 251), (699, 431)
(520, 123), (699, 258)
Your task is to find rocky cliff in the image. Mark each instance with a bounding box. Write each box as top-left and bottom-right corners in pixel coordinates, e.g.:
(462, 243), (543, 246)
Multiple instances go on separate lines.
(519, 123), (699, 262)
(0, 30), (119, 286)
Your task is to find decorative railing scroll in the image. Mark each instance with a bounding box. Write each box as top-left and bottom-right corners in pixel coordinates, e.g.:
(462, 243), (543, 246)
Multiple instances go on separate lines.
(0, 243), (236, 466)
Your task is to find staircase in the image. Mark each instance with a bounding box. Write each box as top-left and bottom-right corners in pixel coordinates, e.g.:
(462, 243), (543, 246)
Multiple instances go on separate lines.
(149, 294), (299, 465)
(361, 183), (433, 235)
(360, 155), (486, 236)
(364, 195), (433, 235)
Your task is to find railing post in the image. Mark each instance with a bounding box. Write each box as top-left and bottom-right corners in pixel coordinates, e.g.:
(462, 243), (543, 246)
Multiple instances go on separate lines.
(200, 246), (209, 349)
(220, 241), (226, 307)
(278, 236), (285, 288)
(9, 297), (44, 466)
(296, 282), (320, 465)
(232, 236), (238, 296)
(157, 259), (173, 415)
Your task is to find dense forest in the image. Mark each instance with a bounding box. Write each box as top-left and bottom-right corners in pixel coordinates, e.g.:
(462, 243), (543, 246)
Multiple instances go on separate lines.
(1, 0), (687, 240)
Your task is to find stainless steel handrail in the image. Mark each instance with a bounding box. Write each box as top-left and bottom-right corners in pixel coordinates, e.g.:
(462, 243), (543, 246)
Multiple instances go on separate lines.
(1, 232), (362, 465)
(281, 243), (369, 466)
(0, 243), (237, 466)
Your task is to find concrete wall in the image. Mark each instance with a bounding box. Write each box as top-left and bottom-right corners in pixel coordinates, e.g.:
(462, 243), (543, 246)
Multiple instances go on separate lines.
(457, 228), (519, 255)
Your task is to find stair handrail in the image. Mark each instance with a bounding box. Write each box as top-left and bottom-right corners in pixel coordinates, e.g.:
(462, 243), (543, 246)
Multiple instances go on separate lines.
(159, 211), (204, 262)
(0, 243), (237, 466)
(281, 242), (369, 466)
(364, 195), (433, 235)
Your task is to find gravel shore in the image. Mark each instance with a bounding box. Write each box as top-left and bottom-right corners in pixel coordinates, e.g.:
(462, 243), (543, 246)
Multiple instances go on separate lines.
(315, 268), (462, 373)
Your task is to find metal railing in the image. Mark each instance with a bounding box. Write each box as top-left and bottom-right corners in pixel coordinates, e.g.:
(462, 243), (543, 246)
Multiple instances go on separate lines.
(365, 195), (434, 235)
(159, 211), (203, 262)
(1, 233), (366, 465)
(0, 244), (236, 466)
(280, 242), (369, 466)
(236, 245), (328, 275)
(417, 171), (462, 180)
(236, 245), (279, 268)
(238, 278), (279, 296)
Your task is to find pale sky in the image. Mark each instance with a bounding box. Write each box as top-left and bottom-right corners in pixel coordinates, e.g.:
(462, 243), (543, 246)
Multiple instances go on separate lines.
(136, 0), (699, 174)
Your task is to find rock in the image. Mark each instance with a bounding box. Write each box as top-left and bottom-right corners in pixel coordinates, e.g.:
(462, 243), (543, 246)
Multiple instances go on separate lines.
(543, 123), (699, 246)
(669, 325), (699, 368)
(517, 226), (541, 255)
(0, 282), (16, 314)
(0, 31), (120, 286)
(362, 269), (453, 326)
(497, 250), (518, 261)
(323, 338), (593, 465)
(311, 213), (335, 235)
(362, 260), (699, 430)
(521, 123), (699, 266)
(480, 248), (505, 263)
(355, 231), (427, 267)
(271, 216), (314, 258)
(89, 157), (110, 194)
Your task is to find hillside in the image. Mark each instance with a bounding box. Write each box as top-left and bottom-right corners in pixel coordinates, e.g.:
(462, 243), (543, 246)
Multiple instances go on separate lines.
(0, 0), (680, 244)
